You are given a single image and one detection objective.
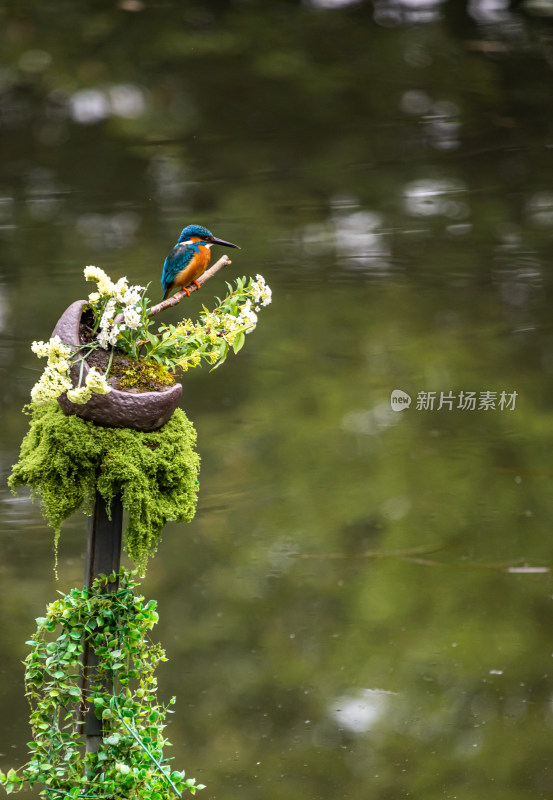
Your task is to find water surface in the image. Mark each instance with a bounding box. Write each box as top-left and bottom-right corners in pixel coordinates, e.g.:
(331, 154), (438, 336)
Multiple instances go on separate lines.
(2, 2), (553, 798)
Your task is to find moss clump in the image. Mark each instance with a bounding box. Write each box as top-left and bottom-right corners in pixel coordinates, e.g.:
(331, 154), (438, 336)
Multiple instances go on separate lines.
(85, 348), (176, 393)
(117, 359), (175, 391)
(8, 403), (199, 573)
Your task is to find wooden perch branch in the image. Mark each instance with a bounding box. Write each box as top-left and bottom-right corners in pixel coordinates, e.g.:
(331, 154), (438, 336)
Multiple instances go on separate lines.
(148, 255), (232, 318)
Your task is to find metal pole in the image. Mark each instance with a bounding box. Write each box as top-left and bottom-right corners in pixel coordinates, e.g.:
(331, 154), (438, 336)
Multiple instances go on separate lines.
(81, 491), (123, 754)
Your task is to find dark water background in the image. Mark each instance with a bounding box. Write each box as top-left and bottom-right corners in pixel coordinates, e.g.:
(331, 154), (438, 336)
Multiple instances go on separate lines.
(2, 1), (553, 797)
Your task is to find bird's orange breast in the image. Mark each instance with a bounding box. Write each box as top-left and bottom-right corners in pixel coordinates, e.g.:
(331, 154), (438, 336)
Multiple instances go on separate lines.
(174, 244), (212, 288)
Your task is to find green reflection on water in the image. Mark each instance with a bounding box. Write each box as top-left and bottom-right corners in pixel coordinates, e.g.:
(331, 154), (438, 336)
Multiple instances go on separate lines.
(1, 2), (553, 799)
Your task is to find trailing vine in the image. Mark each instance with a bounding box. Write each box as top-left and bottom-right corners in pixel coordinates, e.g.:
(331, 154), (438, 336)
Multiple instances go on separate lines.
(0, 570), (203, 799)
(8, 403), (200, 573)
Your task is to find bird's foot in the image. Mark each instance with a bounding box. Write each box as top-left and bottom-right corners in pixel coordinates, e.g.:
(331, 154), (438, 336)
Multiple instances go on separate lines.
(192, 280), (201, 290)
(181, 286), (191, 297)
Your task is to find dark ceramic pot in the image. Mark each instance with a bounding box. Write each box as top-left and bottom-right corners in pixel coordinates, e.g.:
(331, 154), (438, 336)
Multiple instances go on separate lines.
(52, 300), (182, 432)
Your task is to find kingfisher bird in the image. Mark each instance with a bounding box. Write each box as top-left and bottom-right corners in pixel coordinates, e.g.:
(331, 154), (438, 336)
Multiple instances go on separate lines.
(161, 223), (240, 300)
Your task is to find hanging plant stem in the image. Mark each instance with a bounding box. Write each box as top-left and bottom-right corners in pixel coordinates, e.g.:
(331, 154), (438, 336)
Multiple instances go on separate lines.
(0, 570), (204, 799)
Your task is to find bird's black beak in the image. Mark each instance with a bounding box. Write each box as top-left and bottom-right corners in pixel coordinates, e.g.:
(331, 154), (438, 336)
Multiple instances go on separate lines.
(210, 237), (240, 250)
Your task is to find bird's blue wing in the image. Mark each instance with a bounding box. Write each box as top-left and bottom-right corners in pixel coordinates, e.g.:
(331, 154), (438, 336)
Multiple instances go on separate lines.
(161, 243), (194, 294)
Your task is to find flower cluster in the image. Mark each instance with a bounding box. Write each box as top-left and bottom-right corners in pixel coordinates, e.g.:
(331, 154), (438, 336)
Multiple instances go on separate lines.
(84, 267), (145, 350)
(30, 336), (73, 405)
(29, 267), (272, 406)
(30, 335), (113, 407)
(201, 310), (252, 347)
(66, 367), (111, 404)
(83, 265), (116, 298)
(250, 273), (272, 310)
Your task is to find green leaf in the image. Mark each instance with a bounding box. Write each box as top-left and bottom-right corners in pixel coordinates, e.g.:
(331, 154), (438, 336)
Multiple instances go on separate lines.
(232, 332), (245, 354)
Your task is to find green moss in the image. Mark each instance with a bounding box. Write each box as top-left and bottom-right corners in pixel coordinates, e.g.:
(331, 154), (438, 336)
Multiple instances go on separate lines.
(85, 349), (176, 392)
(8, 403), (200, 573)
(117, 359), (175, 391)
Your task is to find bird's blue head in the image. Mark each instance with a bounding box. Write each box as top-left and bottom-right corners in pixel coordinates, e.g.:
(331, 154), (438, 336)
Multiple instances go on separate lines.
(175, 223), (240, 250)
(177, 224), (214, 243)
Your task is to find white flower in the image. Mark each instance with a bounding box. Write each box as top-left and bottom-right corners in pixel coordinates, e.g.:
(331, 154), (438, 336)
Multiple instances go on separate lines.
(124, 306), (141, 330)
(31, 336), (72, 361)
(238, 299), (258, 333)
(31, 340), (50, 357)
(221, 313), (240, 332)
(100, 299), (117, 330)
(66, 385), (92, 404)
(84, 265), (107, 282)
(30, 336), (75, 404)
(85, 367), (111, 395)
(30, 365), (72, 405)
(124, 286), (143, 306)
(84, 266), (144, 309)
(251, 274), (272, 307)
(110, 326), (121, 346)
(84, 265), (115, 297)
(52, 358), (71, 375)
(202, 312), (219, 329)
(64, 368), (111, 404)
(48, 335), (72, 360)
(96, 329), (110, 349)
(113, 276), (129, 303)
(97, 293), (124, 345)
